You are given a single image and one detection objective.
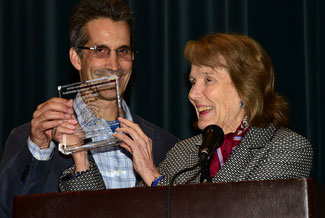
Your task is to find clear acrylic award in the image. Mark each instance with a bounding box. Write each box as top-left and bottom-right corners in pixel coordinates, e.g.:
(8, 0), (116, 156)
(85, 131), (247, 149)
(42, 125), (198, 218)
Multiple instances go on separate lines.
(57, 76), (122, 155)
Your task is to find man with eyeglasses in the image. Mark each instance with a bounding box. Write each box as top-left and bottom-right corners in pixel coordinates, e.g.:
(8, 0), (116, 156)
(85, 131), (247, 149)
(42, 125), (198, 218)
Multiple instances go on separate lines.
(0, 0), (178, 217)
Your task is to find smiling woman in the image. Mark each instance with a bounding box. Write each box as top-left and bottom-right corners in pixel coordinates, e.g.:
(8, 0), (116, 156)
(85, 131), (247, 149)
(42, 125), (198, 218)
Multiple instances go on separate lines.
(58, 33), (313, 191)
(188, 65), (245, 134)
(185, 33), (290, 130)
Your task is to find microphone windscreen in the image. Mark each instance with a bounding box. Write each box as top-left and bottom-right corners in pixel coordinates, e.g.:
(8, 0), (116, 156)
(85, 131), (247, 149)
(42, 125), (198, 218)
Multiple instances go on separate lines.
(199, 125), (224, 164)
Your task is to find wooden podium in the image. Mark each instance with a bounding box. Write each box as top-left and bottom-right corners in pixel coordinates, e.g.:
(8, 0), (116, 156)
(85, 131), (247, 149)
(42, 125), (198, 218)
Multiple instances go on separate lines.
(13, 178), (324, 218)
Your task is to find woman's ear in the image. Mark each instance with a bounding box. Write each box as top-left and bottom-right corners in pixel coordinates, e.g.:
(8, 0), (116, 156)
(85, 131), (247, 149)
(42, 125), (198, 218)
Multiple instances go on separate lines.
(69, 47), (81, 71)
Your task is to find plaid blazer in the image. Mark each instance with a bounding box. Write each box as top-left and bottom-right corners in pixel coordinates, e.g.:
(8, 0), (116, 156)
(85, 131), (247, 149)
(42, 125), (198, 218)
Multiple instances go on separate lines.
(59, 124), (313, 191)
(155, 124), (313, 186)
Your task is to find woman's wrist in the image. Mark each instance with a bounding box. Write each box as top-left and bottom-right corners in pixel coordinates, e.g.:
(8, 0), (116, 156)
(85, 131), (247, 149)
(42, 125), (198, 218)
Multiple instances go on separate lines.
(142, 170), (162, 186)
(151, 175), (164, 187)
(72, 151), (90, 172)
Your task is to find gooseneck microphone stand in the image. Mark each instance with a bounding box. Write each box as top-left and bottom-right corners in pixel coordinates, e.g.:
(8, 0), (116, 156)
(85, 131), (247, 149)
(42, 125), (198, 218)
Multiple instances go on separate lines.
(199, 160), (212, 183)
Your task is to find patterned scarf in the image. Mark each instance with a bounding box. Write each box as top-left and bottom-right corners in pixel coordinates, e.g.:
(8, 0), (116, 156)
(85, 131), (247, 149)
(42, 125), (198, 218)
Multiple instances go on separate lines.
(209, 118), (250, 178)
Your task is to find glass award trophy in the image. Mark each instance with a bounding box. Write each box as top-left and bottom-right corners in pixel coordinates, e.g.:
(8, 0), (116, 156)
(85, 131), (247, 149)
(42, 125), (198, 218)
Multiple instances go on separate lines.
(57, 76), (122, 155)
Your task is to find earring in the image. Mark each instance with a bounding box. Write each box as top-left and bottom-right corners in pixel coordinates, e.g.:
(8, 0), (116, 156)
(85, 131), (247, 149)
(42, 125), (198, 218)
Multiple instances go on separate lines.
(239, 100), (245, 108)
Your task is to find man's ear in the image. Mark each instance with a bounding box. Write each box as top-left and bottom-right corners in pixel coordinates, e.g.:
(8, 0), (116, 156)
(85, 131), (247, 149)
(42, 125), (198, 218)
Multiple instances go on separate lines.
(69, 47), (81, 71)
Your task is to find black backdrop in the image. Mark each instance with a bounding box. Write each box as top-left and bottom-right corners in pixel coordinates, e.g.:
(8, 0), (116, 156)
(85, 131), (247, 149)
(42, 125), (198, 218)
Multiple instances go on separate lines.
(0, 0), (324, 184)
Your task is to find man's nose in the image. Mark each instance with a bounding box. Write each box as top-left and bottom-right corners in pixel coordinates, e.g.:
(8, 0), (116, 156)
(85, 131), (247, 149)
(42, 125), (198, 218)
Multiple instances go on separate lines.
(104, 51), (120, 71)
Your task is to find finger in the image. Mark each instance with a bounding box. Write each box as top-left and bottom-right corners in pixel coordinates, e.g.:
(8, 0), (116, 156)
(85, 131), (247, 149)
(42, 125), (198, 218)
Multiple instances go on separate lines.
(118, 117), (136, 128)
(31, 119), (64, 133)
(48, 97), (74, 107)
(116, 125), (151, 146)
(117, 118), (149, 141)
(35, 110), (75, 124)
(63, 119), (78, 125)
(31, 115), (74, 136)
(36, 97), (73, 110)
(58, 122), (76, 133)
(114, 132), (148, 155)
(119, 142), (132, 153)
(67, 99), (74, 107)
(115, 130), (153, 161)
(36, 104), (74, 118)
(35, 99), (74, 118)
(114, 132), (135, 146)
(115, 126), (147, 146)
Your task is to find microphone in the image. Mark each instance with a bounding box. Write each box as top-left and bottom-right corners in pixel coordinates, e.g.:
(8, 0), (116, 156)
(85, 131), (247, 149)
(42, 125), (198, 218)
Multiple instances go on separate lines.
(198, 125), (224, 166)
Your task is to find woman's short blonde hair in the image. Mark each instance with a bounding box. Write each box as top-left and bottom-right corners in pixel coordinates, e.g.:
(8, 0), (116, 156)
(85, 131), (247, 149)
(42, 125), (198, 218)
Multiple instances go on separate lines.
(185, 33), (289, 128)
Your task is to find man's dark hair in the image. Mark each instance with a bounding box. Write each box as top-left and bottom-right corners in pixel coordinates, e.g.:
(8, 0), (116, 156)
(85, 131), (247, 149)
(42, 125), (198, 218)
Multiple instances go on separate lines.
(70, 0), (134, 56)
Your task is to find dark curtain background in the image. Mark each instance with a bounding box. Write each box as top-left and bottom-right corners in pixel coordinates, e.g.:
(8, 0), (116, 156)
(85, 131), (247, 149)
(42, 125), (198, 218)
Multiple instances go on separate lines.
(0, 0), (324, 184)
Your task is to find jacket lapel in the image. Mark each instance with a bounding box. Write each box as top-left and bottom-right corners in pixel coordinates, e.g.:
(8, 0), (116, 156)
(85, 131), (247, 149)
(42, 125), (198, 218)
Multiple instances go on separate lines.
(131, 111), (155, 140)
(212, 124), (276, 182)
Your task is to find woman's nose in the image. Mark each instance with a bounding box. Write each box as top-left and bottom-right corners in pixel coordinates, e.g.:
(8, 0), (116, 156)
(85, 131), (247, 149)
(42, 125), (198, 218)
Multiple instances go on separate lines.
(188, 82), (203, 101)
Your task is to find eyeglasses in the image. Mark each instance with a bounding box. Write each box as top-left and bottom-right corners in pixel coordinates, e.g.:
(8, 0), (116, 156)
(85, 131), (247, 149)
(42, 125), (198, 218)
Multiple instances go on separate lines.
(77, 45), (135, 61)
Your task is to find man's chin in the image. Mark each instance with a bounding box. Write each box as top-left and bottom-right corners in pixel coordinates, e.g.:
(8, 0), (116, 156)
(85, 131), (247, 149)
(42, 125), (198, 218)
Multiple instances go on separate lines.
(98, 94), (118, 101)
